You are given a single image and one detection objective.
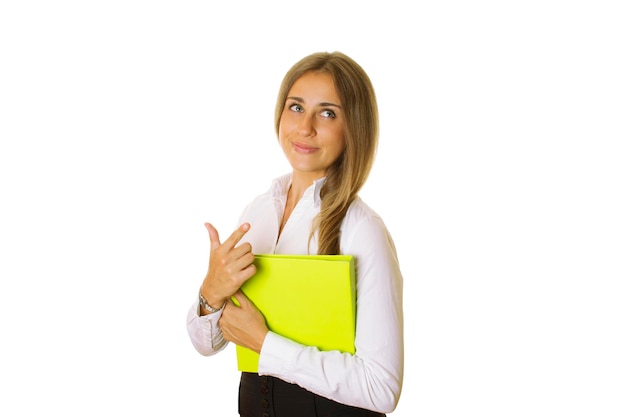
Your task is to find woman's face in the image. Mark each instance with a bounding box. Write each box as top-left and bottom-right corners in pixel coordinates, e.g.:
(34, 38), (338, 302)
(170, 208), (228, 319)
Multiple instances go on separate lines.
(278, 71), (345, 181)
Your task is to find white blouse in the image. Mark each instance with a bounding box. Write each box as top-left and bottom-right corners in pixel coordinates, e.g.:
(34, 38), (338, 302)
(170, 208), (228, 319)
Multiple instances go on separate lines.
(186, 174), (404, 413)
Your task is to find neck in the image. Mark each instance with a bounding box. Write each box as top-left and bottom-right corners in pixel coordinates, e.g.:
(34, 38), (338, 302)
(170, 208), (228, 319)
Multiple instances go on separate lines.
(290, 171), (324, 200)
(279, 172), (323, 235)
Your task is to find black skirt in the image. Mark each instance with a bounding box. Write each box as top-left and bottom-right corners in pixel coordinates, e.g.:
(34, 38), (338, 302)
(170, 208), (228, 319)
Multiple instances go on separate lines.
(238, 372), (386, 417)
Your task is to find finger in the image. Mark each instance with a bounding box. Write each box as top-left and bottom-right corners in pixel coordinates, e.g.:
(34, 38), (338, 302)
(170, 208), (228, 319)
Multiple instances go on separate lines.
(232, 259), (257, 283)
(221, 223), (251, 251)
(205, 223), (221, 252)
(230, 241), (254, 261)
(231, 290), (248, 307)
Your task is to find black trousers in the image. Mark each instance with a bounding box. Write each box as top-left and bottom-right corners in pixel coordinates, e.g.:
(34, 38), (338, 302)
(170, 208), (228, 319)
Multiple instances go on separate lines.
(239, 372), (386, 417)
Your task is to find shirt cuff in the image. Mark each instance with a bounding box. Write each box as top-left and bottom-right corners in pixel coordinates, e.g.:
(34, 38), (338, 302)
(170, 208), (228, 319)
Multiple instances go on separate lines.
(257, 331), (301, 382)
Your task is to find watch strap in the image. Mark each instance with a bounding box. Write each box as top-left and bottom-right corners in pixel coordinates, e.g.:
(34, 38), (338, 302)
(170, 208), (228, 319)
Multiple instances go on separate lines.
(198, 291), (225, 314)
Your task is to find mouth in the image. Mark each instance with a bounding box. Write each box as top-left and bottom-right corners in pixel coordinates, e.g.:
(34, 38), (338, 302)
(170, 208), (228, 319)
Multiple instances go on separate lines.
(293, 141), (318, 154)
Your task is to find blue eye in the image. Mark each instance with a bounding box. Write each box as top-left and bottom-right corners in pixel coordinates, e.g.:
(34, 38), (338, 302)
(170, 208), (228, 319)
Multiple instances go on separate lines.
(321, 109), (336, 118)
(289, 103), (304, 112)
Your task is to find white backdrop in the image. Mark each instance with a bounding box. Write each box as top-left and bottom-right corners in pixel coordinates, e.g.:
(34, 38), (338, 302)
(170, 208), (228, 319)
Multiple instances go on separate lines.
(1, 1), (625, 416)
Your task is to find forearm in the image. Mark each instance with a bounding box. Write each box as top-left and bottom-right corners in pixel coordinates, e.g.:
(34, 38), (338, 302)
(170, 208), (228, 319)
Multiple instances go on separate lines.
(258, 272), (404, 413)
(258, 329), (403, 413)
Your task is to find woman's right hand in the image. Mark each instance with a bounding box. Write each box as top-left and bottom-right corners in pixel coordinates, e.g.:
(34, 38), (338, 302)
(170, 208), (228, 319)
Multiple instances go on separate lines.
(199, 222), (256, 312)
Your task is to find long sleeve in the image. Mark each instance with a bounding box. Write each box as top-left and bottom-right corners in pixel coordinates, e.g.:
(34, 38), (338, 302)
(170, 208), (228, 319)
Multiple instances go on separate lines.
(186, 175), (404, 413)
(257, 206), (404, 413)
(186, 300), (228, 356)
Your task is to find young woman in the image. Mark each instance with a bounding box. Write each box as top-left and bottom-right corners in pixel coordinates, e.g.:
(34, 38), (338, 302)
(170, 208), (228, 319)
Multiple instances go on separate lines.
(187, 51), (404, 417)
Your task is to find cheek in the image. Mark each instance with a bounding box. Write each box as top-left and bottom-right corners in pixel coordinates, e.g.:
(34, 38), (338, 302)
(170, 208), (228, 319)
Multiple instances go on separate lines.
(278, 123), (289, 143)
(277, 116), (287, 139)
(331, 126), (346, 150)
(327, 135), (346, 161)
(277, 127), (290, 152)
(277, 114), (292, 137)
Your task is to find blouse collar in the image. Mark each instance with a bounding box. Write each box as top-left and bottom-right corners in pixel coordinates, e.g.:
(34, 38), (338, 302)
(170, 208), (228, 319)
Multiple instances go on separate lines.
(271, 173), (326, 208)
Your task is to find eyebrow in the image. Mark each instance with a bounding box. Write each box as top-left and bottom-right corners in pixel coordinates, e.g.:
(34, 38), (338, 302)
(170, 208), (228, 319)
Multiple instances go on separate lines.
(287, 96), (342, 109)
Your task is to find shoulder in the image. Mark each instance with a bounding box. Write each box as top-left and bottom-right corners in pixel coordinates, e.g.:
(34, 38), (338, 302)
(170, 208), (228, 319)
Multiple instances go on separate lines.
(240, 188), (272, 216)
(240, 174), (290, 216)
(340, 197), (401, 279)
(344, 197), (384, 227)
(341, 197), (395, 249)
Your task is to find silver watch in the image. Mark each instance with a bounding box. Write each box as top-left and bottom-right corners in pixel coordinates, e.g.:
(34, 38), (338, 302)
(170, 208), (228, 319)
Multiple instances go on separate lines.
(198, 291), (225, 313)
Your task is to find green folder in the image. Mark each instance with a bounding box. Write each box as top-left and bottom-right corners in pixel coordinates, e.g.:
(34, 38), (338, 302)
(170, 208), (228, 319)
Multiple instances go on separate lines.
(235, 254), (356, 373)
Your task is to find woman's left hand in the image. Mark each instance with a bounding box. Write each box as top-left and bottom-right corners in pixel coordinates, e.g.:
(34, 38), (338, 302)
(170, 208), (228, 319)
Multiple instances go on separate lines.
(219, 290), (269, 354)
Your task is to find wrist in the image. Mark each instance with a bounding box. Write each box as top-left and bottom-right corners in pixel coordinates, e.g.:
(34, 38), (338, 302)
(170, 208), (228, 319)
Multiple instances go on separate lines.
(198, 290), (226, 314)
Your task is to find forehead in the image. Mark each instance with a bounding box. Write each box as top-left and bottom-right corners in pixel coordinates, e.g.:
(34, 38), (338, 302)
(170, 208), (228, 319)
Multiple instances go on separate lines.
(288, 72), (341, 104)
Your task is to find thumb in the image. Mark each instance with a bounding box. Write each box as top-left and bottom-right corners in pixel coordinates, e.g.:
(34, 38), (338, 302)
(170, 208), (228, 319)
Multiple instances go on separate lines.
(204, 222), (221, 251)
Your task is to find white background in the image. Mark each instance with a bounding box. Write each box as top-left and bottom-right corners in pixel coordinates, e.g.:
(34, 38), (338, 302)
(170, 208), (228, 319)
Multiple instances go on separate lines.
(1, 1), (625, 416)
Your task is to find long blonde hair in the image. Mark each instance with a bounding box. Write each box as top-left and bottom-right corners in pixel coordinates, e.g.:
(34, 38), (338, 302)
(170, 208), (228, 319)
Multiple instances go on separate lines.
(274, 52), (379, 255)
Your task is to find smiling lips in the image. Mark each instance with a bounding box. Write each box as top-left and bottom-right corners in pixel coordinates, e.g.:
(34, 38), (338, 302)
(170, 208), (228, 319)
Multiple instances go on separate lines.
(293, 142), (318, 154)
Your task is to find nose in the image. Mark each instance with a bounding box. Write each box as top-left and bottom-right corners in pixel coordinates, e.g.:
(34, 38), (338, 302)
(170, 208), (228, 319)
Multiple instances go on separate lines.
(297, 114), (315, 137)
